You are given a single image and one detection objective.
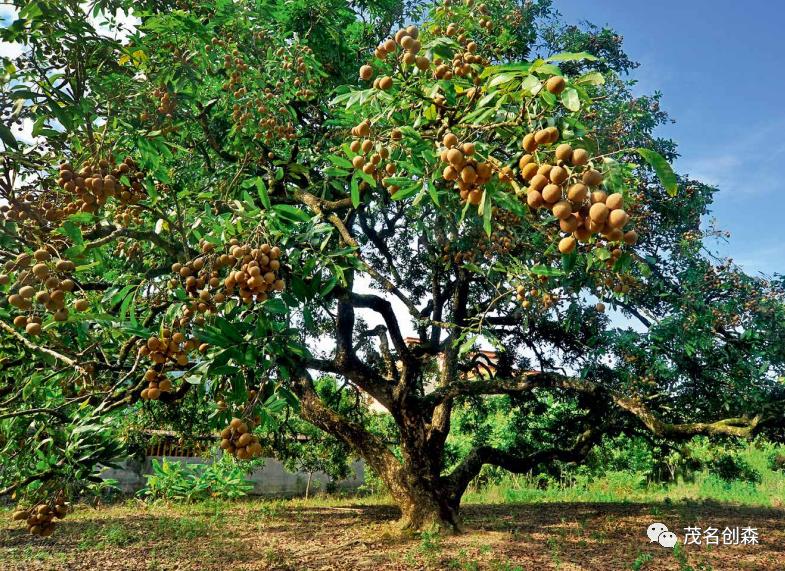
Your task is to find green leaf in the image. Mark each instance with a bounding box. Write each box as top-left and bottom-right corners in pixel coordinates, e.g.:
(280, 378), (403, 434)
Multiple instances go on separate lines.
(547, 51), (599, 63)
(475, 91), (497, 108)
(521, 74), (542, 95)
(458, 334), (478, 356)
(255, 177), (271, 209)
(530, 265), (565, 277)
(530, 61), (562, 75)
(391, 183), (421, 201)
(576, 71), (605, 86)
(57, 221), (84, 246)
(561, 88), (580, 112)
(482, 192), (492, 237)
(480, 63), (531, 78)
(636, 148), (678, 196)
(272, 204), (310, 222)
(19, 1), (43, 20)
(324, 167), (350, 177)
(327, 154), (353, 169)
(540, 91), (557, 107)
(488, 72), (521, 88)
(426, 182), (440, 207)
(0, 123), (18, 150)
(350, 173), (361, 208)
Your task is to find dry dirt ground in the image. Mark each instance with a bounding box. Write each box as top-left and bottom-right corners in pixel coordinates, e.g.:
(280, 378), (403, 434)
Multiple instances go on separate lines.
(1, 499), (783, 570)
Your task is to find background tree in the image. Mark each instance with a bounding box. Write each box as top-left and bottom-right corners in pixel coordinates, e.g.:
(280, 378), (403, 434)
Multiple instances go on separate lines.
(1, 0), (784, 535)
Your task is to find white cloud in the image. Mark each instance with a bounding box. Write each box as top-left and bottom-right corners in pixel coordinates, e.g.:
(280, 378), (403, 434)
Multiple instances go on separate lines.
(676, 118), (785, 197)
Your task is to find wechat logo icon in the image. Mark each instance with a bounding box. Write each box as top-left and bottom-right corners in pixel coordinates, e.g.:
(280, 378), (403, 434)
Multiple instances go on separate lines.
(647, 523), (678, 548)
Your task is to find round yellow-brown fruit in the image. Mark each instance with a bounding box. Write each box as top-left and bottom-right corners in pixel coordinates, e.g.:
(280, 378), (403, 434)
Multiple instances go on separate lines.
(582, 169), (603, 187)
(359, 65), (373, 80)
(571, 149), (589, 166)
(605, 193), (624, 210)
(542, 184), (562, 204)
(555, 144), (573, 163)
(521, 162), (538, 180)
(558, 236), (577, 254)
(549, 165), (568, 185)
(546, 76), (566, 95)
(567, 183), (588, 203)
(589, 202), (609, 224)
(608, 209), (629, 229)
(527, 190), (543, 208)
(552, 200), (572, 220)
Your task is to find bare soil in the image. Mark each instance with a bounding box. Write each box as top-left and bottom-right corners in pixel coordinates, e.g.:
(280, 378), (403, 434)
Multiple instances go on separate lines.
(1, 499), (783, 570)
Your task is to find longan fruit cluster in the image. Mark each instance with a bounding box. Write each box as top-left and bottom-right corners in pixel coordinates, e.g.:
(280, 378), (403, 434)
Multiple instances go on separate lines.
(114, 240), (143, 259)
(0, 158), (144, 229)
(515, 285), (536, 308)
(170, 239), (285, 319)
(220, 418), (263, 460)
(439, 210), (522, 265)
(220, 42), (250, 94)
(216, 388), (258, 412)
(515, 284), (559, 310)
(0, 189), (65, 227)
(440, 244), (477, 265)
(221, 45), (296, 142)
(1, 249), (89, 335)
(438, 132), (493, 207)
(56, 157), (146, 216)
(434, 38), (485, 81)
(441, 2), (492, 35)
(137, 329), (206, 400)
(217, 37), (316, 98)
(277, 46), (318, 100)
(478, 210), (522, 257)
(221, 241), (285, 302)
(113, 204), (144, 227)
(476, 10), (494, 31)
(153, 86), (175, 116)
(251, 100), (296, 142)
(519, 132), (638, 255)
(367, 25), (430, 79)
(12, 496), (68, 536)
(601, 270), (637, 295)
(348, 121), (401, 190)
(394, 27), (429, 70)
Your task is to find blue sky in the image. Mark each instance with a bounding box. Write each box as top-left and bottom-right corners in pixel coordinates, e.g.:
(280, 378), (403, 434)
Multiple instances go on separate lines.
(555, 0), (785, 276)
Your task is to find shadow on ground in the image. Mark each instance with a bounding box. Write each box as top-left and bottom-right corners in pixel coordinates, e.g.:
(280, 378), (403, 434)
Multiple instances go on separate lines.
(1, 500), (782, 570)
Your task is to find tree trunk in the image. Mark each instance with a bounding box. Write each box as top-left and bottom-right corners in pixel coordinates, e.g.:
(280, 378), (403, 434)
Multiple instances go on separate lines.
(292, 373), (464, 532)
(394, 479), (462, 533)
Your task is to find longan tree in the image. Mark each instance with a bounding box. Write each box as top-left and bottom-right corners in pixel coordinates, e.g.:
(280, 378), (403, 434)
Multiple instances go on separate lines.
(2, 0), (785, 534)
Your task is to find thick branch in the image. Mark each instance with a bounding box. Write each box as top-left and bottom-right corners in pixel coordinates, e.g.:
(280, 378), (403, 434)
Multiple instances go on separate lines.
(296, 191), (422, 321)
(447, 425), (601, 502)
(290, 372), (410, 502)
(83, 224), (182, 258)
(427, 370), (771, 439)
(348, 292), (410, 360)
(0, 321), (89, 376)
(305, 353), (393, 409)
(0, 407), (67, 421)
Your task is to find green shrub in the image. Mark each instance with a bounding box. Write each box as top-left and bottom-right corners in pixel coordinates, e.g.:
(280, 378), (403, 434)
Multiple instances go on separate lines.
(140, 457), (254, 502)
(767, 452), (785, 472)
(707, 453), (761, 485)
